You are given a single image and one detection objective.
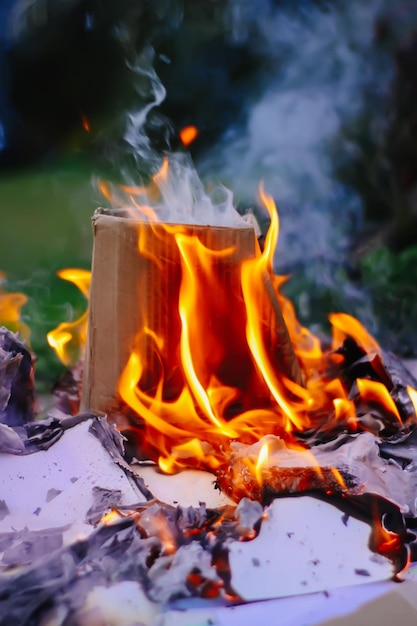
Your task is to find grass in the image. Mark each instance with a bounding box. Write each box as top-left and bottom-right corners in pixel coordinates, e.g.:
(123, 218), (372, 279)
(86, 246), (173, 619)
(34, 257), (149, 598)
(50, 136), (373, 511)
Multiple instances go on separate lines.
(0, 155), (95, 390)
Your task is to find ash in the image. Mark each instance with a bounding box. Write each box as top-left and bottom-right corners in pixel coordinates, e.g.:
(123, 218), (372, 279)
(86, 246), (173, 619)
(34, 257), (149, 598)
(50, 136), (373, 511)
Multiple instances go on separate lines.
(0, 494), (261, 624)
(1, 327), (417, 623)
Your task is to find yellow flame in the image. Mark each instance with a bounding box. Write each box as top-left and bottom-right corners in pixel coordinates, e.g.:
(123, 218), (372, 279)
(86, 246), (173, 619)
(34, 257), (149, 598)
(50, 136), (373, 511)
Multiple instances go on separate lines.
(407, 386), (417, 418)
(114, 165), (406, 476)
(255, 441), (269, 486)
(100, 509), (121, 525)
(176, 233), (237, 437)
(330, 467), (347, 491)
(356, 378), (402, 424)
(0, 272), (30, 341)
(47, 268), (91, 366)
(241, 184), (307, 432)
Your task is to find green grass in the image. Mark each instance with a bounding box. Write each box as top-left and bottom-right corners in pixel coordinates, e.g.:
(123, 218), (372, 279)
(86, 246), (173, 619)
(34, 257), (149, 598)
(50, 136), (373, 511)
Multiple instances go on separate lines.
(0, 156), (95, 390)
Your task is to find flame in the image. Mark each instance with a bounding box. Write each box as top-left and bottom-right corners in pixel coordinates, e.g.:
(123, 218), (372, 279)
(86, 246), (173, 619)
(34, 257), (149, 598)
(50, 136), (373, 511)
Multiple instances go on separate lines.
(100, 509), (122, 525)
(407, 386), (417, 417)
(179, 125), (199, 146)
(111, 161), (417, 477)
(329, 313), (380, 354)
(369, 503), (409, 574)
(255, 441), (269, 486)
(240, 184), (306, 433)
(47, 268), (91, 366)
(0, 272), (30, 341)
(356, 378), (402, 424)
(117, 175), (319, 471)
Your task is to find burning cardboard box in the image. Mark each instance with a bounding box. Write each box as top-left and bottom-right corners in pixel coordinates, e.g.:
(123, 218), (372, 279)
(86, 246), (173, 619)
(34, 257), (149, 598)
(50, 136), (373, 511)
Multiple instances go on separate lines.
(79, 162), (417, 506)
(82, 206), (303, 434)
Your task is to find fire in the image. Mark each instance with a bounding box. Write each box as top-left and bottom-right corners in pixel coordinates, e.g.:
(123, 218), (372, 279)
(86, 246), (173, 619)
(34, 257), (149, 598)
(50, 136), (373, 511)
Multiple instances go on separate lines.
(112, 161), (417, 476)
(240, 184), (306, 434)
(0, 272), (30, 341)
(369, 501), (410, 574)
(329, 312), (380, 354)
(356, 378), (402, 424)
(100, 509), (122, 525)
(255, 441), (269, 486)
(179, 125), (199, 146)
(47, 268), (91, 366)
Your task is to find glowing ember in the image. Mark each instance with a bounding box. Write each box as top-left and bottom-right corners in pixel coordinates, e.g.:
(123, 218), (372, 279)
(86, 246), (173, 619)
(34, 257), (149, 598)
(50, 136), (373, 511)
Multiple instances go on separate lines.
(179, 125), (199, 146)
(81, 112), (91, 132)
(47, 268), (91, 367)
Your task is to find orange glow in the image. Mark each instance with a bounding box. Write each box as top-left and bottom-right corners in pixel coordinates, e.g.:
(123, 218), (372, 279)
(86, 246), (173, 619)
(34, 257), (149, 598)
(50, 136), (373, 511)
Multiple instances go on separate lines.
(0, 272), (30, 341)
(47, 268), (91, 366)
(179, 125), (199, 146)
(81, 112), (90, 132)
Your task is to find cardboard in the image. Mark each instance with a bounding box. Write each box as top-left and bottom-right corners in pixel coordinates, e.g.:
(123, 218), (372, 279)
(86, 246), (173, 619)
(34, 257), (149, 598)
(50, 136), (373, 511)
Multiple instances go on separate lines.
(82, 209), (301, 416)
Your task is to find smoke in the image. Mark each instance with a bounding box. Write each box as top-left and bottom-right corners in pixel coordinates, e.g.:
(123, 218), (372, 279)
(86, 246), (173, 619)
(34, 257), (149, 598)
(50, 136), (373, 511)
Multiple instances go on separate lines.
(123, 46), (167, 168)
(187, 0), (400, 332)
(103, 18), (249, 229)
(200, 1), (392, 262)
(98, 0), (415, 339)
(151, 153), (249, 228)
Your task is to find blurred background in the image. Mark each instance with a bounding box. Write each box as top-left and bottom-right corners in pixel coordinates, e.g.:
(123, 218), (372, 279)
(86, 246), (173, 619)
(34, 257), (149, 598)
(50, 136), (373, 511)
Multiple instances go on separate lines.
(1, 0), (417, 388)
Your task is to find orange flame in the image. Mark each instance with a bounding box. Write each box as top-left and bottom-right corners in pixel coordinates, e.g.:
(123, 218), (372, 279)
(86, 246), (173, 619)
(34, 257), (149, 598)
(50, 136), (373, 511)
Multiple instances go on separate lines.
(100, 509), (122, 525)
(47, 269), (91, 366)
(179, 125), (199, 146)
(329, 313), (380, 354)
(240, 184), (306, 433)
(0, 272), (30, 341)
(117, 175), (332, 472)
(369, 503), (409, 574)
(356, 378), (402, 424)
(111, 161), (417, 476)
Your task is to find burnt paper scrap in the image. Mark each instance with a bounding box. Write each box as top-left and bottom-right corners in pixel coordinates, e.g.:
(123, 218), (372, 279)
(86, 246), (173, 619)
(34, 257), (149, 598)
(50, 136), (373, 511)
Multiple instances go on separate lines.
(85, 486), (123, 526)
(0, 417), (145, 536)
(0, 327), (34, 426)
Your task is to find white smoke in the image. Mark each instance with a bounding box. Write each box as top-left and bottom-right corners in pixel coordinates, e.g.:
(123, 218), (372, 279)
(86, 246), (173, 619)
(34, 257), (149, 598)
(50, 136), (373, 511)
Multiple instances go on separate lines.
(199, 0), (393, 271)
(114, 44), (250, 229)
(123, 46), (167, 164)
(150, 153), (249, 228)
